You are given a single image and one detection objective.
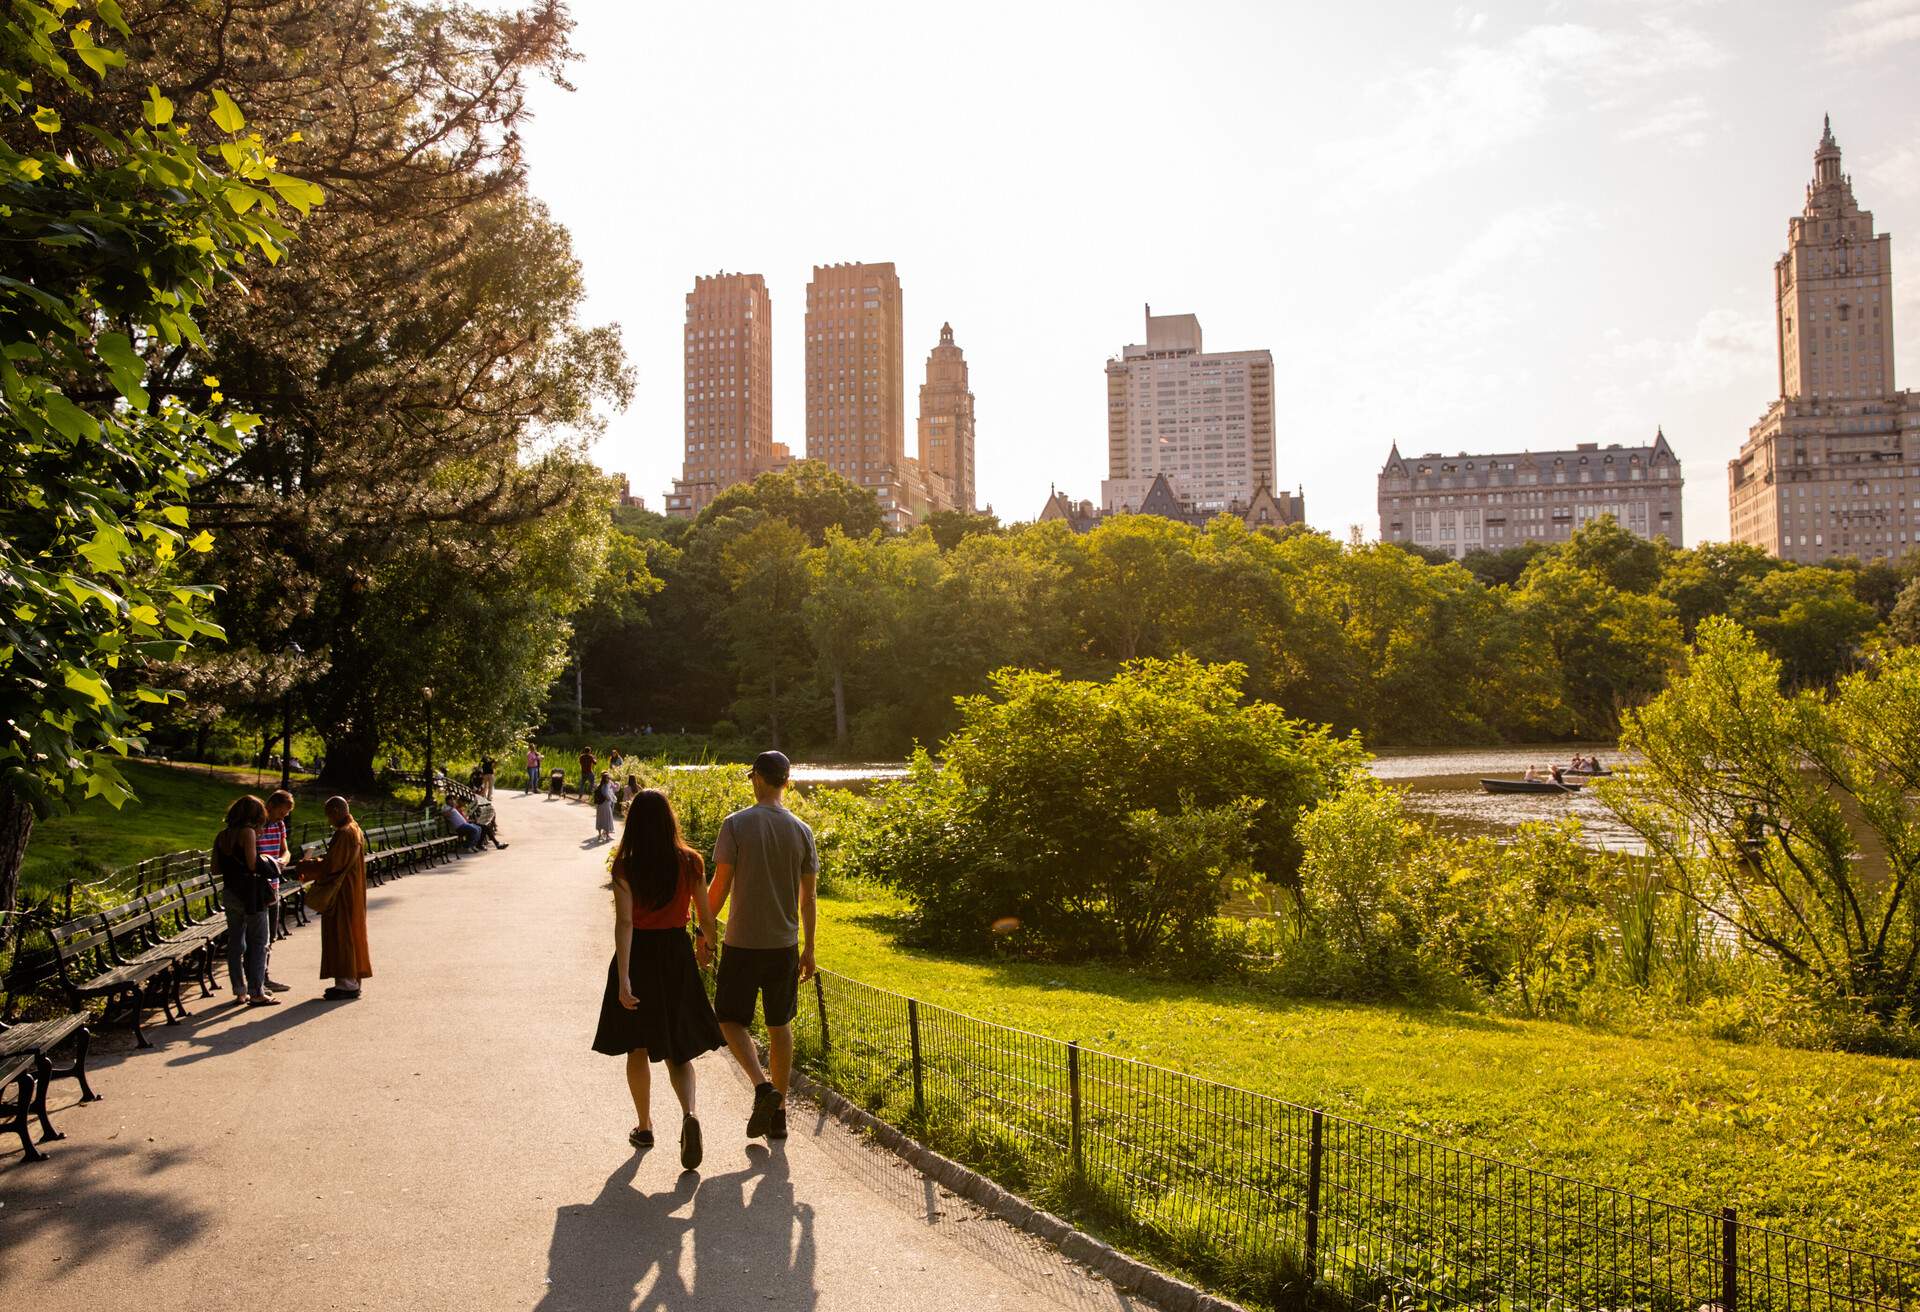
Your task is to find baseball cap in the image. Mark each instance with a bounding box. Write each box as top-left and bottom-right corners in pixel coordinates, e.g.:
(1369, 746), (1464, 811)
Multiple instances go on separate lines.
(751, 750), (792, 786)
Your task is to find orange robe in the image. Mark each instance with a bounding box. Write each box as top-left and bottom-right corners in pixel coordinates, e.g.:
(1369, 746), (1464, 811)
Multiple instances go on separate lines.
(310, 821), (372, 980)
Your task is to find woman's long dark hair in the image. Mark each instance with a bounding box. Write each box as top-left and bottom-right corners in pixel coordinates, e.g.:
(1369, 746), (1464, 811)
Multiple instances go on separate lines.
(614, 788), (693, 912)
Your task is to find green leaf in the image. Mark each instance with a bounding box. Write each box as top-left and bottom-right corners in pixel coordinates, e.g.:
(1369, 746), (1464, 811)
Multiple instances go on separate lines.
(143, 83), (173, 127)
(41, 390), (99, 441)
(96, 0), (131, 37)
(267, 171), (324, 215)
(224, 184), (269, 215)
(209, 88), (246, 134)
(186, 529), (214, 553)
(32, 105), (60, 133)
(95, 330), (149, 408)
(63, 668), (110, 705)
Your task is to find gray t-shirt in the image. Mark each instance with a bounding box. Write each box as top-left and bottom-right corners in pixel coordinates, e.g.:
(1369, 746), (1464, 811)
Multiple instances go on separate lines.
(713, 802), (818, 948)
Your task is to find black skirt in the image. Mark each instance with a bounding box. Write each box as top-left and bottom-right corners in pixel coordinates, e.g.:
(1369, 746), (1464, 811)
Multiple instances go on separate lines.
(591, 927), (725, 1063)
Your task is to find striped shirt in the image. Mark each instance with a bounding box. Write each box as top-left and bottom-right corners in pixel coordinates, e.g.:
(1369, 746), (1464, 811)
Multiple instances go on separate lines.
(257, 817), (288, 863)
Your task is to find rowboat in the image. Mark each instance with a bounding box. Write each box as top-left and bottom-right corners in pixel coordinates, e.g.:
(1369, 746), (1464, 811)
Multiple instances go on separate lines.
(1564, 764), (1611, 777)
(1480, 778), (1583, 795)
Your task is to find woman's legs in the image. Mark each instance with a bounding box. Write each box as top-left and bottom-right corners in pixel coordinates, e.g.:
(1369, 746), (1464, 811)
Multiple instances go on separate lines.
(665, 1059), (696, 1118)
(625, 1049), (652, 1130)
(244, 910), (271, 997)
(225, 905), (249, 995)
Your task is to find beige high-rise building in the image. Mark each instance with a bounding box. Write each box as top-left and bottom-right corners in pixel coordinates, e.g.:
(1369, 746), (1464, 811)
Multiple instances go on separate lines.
(1729, 117), (1920, 562)
(1378, 434), (1683, 557)
(666, 272), (773, 518)
(806, 262), (911, 523)
(917, 322), (976, 513)
(1102, 307), (1276, 514)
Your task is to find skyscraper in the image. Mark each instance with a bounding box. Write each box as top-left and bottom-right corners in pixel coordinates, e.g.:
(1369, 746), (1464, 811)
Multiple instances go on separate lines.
(1728, 118), (1920, 561)
(806, 262), (908, 521)
(917, 322), (976, 513)
(1102, 307), (1276, 514)
(666, 272), (773, 518)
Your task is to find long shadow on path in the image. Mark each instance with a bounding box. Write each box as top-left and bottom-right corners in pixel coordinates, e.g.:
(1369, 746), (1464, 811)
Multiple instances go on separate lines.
(536, 1146), (816, 1312)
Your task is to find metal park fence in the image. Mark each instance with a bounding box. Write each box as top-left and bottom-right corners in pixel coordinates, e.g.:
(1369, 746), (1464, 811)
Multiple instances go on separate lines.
(793, 969), (1919, 1312)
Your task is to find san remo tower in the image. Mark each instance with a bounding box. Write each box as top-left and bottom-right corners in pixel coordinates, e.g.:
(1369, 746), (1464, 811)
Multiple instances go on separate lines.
(1728, 118), (1920, 562)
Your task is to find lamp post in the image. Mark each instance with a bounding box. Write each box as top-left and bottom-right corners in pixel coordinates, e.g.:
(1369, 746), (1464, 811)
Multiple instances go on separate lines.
(423, 685), (436, 807)
(279, 641), (303, 793)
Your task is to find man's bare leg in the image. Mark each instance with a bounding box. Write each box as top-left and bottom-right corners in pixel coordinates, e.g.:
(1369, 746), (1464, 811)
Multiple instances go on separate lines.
(767, 1023), (794, 1098)
(720, 1021), (768, 1086)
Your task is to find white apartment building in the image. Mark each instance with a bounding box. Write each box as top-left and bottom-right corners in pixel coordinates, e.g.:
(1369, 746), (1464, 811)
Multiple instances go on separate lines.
(1102, 307), (1275, 513)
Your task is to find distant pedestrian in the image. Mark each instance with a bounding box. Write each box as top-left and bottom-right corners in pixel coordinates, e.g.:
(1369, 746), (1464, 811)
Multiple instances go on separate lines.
(593, 771), (618, 843)
(214, 794), (278, 1007)
(593, 788), (724, 1167)
(526, 744), (543, 794)
(480, 754), (496, 799)
(578, 747), (597, 802)
(298, 796), (371, 1000)
(708, 750), (818, 1142)
(256, 789), (296, 992)
(609, 747), (625, 776)
(442, 800), (486, 852)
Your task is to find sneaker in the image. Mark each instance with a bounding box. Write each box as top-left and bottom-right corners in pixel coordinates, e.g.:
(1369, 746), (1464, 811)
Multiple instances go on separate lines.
(629, 1127), (654, 1150)
(264, 978), (292, 993)
(746, 1082), (781, 1139)
(680, 1116), (703, 1170)
(768, 1107), (788, 1141)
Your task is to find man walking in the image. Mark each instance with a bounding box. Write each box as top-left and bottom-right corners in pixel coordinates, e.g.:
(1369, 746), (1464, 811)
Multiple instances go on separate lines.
(707, 750), (817, 1142)
(577, 745), (597, 803)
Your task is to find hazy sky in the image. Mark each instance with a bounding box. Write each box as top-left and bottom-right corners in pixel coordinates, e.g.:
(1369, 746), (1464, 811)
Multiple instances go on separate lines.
(515, 0), (1920, 544)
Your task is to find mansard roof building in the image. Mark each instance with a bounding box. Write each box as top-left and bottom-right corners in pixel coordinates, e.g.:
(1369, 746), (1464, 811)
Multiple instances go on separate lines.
(1040, 472), (1305, 534)
(1378, 431), (1683, 558)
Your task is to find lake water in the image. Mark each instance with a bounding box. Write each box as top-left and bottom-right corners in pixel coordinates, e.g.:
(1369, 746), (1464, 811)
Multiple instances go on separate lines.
(776, 748), (1638, 848)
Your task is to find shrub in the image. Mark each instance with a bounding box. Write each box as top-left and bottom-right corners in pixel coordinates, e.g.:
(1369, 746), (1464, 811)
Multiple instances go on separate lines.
(851, 657), (1365, 960)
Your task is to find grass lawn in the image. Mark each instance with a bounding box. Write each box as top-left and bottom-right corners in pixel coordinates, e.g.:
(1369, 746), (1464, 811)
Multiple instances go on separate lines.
(16, 761), (380, 904)
(817, 887), (1920, 1254)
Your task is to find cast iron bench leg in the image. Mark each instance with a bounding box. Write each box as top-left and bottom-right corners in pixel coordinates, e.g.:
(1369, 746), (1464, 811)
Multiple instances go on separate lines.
(8, 1071), (48, 1163)
(30, 1054), (65, 1143)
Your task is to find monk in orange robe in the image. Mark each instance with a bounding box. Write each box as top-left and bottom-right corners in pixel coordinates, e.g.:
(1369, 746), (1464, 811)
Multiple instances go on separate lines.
(300, 796), (371, 1000)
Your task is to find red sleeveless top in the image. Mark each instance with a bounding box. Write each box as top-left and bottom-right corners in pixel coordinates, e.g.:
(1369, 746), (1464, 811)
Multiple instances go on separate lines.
(622, 848), (703, 930)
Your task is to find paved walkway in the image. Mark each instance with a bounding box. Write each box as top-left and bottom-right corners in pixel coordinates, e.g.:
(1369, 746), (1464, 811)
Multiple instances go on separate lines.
(1, 791), (1144, 1311)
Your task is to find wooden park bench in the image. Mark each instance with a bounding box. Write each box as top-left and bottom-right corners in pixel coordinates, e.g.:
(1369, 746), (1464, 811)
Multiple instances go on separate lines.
(2, 1047), (44, 1161)
(0, 910), (99, 1160)
(49, 904), (192, 1049)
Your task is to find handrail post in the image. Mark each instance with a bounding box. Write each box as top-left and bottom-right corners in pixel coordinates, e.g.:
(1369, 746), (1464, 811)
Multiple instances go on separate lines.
(1722, 1207), (1738, 1312)
(908, 997), (925, 1122)
(1068, 1040), (1083, 1178)
(1305, 1109), (1325, 1279)
(814, 972), (831, 1056)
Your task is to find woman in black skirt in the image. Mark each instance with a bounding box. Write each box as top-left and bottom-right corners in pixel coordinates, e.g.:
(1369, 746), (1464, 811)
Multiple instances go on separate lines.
(592, 788), (724, 1169)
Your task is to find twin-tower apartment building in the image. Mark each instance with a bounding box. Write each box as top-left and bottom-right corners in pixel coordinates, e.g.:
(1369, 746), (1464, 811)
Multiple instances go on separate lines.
(1380, 117), (1920, 565)
(665, 263), (975, 530)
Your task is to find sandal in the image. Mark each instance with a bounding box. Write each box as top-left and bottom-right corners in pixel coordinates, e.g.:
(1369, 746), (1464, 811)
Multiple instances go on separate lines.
(629, 1127), (654, 1150)
(246, 994), (282, 1007)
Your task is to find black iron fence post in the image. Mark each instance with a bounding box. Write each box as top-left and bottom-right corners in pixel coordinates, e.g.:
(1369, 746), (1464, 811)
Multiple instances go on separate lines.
(1722, 1207), (1739, 1312)
(814, 972), (831, 1056)
(1306, 1109), (1325, 1279)
(908, 997), (925, 1121)
(1068, 1040), (1083, 1178)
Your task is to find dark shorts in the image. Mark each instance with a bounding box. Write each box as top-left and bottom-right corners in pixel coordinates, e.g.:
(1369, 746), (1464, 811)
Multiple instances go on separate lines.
(714, 944), (800, 1028)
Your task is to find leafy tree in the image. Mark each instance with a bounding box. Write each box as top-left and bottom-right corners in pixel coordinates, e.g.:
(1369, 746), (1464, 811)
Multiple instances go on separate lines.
(697, 460), (883, 546)
(1889, 575), (1920, 646)
(802, 529), (885, 748)
(1564, 515), (1661, 593)
(1730, 567), (1876, 686)
(1073, 515), (1197, 662)
(1656, 541), (1779, 638)
(1459, 541), (1548, 588)
(0, 3), (310, 908)
(90, 1), (632, 789)
(1514, 554), (1682, 736)
(1601, 618), (1920, 1019)
(719, 518), (814, 749)
(924, 508), (1001, 551)
(1394, 543), (1458, 567)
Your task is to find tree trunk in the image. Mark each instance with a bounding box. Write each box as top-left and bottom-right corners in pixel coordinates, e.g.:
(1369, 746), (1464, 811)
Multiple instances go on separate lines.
(768, 670), (782, 751)
(194, 721), (211, 762)
(832, 666), (848, 749)
(574, 654), (584, 734)
(0, 785), (35, 913)
(318, 727), (381, 795)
